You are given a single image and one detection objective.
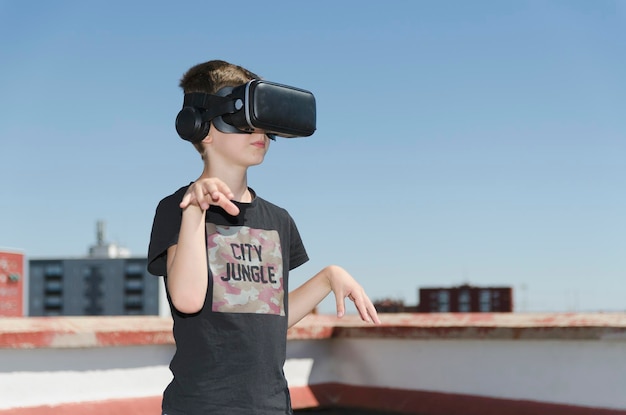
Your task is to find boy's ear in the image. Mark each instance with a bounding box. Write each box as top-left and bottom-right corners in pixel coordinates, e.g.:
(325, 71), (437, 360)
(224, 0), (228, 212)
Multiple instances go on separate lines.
(202, 125), (215, 143)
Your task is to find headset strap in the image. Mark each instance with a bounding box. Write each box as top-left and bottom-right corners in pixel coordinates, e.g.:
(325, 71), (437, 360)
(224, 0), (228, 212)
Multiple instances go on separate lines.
(182, 93), (238, 122)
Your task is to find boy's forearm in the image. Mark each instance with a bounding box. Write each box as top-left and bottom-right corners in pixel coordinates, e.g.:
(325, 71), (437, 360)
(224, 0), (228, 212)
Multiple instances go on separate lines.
(167, 205), (208, 314)
(287, 267), (332, 327)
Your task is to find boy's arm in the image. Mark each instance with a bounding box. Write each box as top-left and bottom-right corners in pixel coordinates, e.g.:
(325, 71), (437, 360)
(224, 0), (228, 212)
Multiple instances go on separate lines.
(165, 205), (209, 314)
(288, 265), (381, 328)
(166, 178), (239, 314)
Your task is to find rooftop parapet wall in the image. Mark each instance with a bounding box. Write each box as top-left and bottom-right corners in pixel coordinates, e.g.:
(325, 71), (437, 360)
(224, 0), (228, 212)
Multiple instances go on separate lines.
(289, 312), (626, 341)
(2, 312), (625, 349)
(1, 313), (625, 414)
(0, 315), (174, 349)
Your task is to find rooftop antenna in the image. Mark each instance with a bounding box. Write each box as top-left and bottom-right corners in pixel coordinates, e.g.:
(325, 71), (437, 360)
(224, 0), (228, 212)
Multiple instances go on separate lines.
(96, 220), (106, 246)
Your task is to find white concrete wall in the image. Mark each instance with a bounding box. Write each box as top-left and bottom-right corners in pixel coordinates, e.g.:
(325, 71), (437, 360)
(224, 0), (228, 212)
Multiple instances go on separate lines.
(2, 320), (625, 411)
(287, 338), (626, 411)
(0, 345), (174, 409)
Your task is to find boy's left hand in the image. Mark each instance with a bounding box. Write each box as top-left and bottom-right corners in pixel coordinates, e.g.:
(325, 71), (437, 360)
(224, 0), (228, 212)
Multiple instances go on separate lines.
(327, 265), (381, 324)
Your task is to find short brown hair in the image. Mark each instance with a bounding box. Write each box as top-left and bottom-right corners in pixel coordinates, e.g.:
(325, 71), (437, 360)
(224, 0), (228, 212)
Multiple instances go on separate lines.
(179, 60), (260, 156)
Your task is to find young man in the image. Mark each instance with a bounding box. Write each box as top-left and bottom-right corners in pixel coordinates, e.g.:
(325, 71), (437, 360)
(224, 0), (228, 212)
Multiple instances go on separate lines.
(148, 59), (380, 415)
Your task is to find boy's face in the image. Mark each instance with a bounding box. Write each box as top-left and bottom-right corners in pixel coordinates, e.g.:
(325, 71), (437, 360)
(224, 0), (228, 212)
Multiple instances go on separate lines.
(203, 124), (270, 168)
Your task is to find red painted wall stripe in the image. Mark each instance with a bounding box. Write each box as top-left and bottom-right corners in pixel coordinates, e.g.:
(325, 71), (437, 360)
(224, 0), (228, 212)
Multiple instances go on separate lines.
(1, 385), (623, 415)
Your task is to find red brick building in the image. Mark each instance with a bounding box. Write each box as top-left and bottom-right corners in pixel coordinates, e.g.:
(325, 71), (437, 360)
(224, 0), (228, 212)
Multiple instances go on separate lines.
(375, 284), (513, 313)
(418, 284), (513, 313)
(0, 249), (25, 317)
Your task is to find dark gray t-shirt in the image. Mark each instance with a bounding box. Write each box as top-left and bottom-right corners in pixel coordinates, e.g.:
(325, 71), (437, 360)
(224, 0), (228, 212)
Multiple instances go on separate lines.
(148, 185), (308, 415)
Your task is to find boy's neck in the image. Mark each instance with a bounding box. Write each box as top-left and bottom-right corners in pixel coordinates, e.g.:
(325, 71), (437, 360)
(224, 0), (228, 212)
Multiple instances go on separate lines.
(200, 167), (251, 203)
(233, 186), (252, 203)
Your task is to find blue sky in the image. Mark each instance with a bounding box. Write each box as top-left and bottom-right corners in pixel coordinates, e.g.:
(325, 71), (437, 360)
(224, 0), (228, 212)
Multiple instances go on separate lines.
(1, 0), (624, 313)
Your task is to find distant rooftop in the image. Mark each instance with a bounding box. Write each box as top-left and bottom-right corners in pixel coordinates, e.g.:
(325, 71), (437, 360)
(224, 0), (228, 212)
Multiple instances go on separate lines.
(88, 220), (130, 258)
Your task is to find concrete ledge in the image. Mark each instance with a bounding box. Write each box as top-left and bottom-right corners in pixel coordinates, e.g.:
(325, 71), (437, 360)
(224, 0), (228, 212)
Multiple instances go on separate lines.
(0, 316), (174, 348)
(289, 312), (626, 341)
(2, 312), (626, 349)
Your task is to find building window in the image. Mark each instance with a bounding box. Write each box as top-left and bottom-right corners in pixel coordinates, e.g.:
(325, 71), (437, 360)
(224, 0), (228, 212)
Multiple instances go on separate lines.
(125, 262), (144, 275)
(43, 263), (63, 315)
(479, 289), (491, 312)
(124, 262), (145, 314)
(43, 295), (62, 315)
(458, 290), (470, 312)
(44, 263), (63, 277)
(83, 266), (104, 315)
(492, 290), (501, 309)
(438, 290), (449, 312)
(44, 279), (62, 293)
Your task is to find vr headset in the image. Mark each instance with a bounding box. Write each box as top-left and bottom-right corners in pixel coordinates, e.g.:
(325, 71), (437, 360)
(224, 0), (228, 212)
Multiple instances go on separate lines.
(175, 79), (316, 143)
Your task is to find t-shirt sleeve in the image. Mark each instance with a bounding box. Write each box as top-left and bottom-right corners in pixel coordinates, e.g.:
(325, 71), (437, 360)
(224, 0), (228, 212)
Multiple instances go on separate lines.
(288, 214), (309, 271)
(147, 191), (184, 277)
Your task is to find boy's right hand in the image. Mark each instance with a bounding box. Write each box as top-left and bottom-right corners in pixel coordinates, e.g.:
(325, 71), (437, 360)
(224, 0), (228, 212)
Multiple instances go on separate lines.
(179, 178), (240, 216)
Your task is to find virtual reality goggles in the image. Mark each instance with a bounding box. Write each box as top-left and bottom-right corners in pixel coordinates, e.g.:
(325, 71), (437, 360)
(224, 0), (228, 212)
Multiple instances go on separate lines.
(175, 79), (316, 143)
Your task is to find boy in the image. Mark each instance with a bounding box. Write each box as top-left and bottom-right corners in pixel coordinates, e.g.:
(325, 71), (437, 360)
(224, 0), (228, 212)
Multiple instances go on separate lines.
(147, 59), (380, 415)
